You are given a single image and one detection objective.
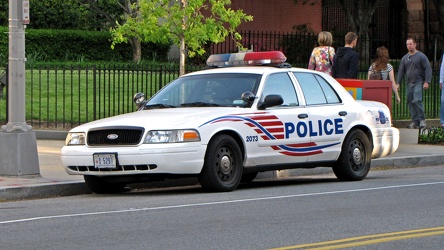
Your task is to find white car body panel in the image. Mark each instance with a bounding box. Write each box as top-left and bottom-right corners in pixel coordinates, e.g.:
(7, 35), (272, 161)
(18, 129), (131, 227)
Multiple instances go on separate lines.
(61, 65), (399, 179)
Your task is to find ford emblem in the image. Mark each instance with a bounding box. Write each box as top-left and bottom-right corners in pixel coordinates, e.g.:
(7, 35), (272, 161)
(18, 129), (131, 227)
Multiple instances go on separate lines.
(107, 134), (119, 140)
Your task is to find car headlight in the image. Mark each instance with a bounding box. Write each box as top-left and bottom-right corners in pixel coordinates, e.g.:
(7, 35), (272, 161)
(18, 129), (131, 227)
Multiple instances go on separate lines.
(144, 129), (200, 143)
(65, 132), (86, 145)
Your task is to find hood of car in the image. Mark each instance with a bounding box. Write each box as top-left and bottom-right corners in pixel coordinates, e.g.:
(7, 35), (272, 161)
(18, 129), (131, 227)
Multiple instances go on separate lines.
(69, 107), (247, 132)
(356, 100), (392, 126)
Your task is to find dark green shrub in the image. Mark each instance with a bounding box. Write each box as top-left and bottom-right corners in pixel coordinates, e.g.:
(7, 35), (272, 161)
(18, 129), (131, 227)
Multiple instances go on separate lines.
(0, 27), (171, 64)
(419, 127), (444, 144)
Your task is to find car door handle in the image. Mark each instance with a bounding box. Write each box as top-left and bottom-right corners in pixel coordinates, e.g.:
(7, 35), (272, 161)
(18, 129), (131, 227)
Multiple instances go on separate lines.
(298, 113), (308, 119)
(339, 111), (347, 116)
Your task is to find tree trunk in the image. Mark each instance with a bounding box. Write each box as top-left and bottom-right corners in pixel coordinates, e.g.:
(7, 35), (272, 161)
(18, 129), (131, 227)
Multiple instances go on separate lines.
(179, 37), (186, 76)
(338, 0), (381, 64)
(128, 36), (141, 63)
(179, 0), (187, 76)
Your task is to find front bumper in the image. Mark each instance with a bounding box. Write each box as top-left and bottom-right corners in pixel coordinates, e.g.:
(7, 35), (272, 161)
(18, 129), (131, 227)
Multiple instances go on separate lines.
(371, 127), (400, 159)
(61, 142), (206, 176)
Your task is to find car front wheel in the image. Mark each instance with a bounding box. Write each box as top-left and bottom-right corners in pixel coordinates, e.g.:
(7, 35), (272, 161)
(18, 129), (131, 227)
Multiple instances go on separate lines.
(198, 135), (243, 192)
(333, 129), (371, 181)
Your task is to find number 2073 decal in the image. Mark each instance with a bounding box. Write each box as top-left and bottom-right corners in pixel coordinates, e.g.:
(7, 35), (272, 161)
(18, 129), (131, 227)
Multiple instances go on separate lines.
(246, 135), (259, 142)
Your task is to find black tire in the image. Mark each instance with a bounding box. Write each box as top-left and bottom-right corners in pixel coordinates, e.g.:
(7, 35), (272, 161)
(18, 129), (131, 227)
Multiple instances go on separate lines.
(83, 175), (127, 194)
(241, 172), (258, 183)
(333, 129), (371, 181)
(198, 135), (243, 192)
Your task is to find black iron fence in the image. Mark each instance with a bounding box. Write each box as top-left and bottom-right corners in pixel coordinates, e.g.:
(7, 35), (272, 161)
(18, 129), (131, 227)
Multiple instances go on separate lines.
(0, 63), (441, 130)
(0, 31), (443, 130)
(212, 31), (444, 69)
(0, 64), (202, 130)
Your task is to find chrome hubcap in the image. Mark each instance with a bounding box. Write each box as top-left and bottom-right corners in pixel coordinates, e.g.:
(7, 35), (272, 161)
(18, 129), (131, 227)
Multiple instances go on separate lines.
(220, 155), (231, 174)
(352, 147), (361, 165)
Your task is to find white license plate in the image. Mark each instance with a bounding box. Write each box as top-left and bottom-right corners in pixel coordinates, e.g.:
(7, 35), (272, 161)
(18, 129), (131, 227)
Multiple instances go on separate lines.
(93, 154), (117, 169)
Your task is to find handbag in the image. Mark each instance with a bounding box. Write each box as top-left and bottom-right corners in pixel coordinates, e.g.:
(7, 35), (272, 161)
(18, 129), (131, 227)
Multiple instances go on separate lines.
(369, 63), (384, 80)
(369, 70), (382, 80)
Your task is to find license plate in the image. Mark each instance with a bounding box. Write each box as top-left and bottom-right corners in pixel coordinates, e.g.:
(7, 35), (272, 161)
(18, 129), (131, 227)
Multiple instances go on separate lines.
(93, 154), (117, 169)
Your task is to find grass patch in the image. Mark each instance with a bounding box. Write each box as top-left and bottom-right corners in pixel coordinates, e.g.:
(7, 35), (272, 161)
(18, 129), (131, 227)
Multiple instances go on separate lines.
(0, 66), (179, 127)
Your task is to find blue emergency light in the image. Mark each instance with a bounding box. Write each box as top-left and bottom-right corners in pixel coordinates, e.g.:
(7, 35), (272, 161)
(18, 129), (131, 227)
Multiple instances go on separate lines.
(206, 51), (287, 67)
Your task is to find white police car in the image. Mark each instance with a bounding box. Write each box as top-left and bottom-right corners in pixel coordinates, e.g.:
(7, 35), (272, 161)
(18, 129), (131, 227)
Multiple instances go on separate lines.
(61, 51), (399, 193)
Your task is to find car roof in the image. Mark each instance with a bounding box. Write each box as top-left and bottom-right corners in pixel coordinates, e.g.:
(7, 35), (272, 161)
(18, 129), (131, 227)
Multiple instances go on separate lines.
(183, 66), (317, 76)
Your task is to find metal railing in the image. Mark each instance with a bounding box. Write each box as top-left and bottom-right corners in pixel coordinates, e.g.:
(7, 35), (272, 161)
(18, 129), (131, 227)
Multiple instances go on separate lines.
(0, 64), (201, 130)
(1, 30), (443, 130)
(0, 63), (441, 130)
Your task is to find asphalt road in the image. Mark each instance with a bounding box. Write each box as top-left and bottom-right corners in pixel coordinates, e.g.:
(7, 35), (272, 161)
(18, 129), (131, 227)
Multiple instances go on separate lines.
(1, 166), (443, 250)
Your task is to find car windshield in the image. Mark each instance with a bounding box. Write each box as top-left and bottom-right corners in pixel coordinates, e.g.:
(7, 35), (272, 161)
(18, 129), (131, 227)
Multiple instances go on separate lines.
(147, 73), (261, 108)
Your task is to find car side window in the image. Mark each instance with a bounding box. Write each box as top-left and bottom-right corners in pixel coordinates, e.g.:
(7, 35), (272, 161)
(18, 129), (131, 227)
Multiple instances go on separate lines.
(261, 73), (298, 106)
(293, 72), (341, 105)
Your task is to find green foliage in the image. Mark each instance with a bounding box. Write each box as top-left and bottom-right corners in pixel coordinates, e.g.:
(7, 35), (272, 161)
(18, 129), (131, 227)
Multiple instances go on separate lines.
(27, 0), (122, 30)
(0, 27), (171, 65)
(0, 0), (123, 30)
(77, 0), (125, 30)
(111, 0), (252, 74)
(0, 27), (7, 65)
(419, 127), (444, 144)
(0, 1), (7, 26)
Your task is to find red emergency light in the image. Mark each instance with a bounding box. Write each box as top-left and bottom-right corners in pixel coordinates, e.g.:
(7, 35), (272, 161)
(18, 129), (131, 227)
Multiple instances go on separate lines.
(206, 51), (287, 67)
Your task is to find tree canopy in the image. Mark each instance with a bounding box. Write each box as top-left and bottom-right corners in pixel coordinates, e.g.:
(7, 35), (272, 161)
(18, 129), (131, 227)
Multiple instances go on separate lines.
(111, 0), (252, 75)
(0, 0), (123, 30)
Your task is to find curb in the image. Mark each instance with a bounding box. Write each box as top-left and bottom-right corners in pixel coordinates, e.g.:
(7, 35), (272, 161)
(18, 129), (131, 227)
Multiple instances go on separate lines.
(0, 177), (203, 202)
(0, 181), (90, 202)
(35, 130), (68, 140)
(371, 154), (444, 169)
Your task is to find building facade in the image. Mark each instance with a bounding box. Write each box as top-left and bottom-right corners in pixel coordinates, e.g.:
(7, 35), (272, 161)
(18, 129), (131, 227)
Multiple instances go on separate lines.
(228, 0), (441, 60)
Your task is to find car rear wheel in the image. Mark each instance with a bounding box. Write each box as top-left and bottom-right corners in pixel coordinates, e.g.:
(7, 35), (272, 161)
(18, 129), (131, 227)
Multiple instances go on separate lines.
(84, 175), (127, 194)
(333, 129), (371, 181)
(198, 135), (243, 192)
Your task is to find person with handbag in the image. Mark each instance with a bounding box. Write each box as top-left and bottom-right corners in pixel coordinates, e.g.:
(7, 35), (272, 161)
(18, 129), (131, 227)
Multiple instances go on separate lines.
(308, 31), (335, 76)
(367, 46), (400, 103)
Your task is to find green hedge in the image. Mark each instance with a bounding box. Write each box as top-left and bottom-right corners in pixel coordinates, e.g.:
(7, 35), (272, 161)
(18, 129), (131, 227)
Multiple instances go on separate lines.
(0, 27), (171, 64)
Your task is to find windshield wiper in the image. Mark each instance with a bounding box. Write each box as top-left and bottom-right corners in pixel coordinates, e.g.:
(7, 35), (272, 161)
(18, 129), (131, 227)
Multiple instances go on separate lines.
(143, 103), (176, 109)
(180, 102), (221, 107)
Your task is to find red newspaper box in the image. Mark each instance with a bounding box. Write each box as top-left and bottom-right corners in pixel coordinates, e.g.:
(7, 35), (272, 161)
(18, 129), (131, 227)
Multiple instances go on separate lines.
(336, 79), (392, 111)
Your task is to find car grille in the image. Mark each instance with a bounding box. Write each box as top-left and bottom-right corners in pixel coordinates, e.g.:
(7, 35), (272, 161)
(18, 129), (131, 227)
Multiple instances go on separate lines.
(87, 127), (144, 146)
(68, 164), (157, 172)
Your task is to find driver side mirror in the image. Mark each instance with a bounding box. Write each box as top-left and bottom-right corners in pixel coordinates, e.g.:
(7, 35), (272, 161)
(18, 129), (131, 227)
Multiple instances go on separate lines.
(258, 94), (284, 110)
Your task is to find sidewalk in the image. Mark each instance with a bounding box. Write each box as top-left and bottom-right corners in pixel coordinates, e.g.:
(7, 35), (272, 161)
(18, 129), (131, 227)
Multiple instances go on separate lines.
(1, 127), (444, 201)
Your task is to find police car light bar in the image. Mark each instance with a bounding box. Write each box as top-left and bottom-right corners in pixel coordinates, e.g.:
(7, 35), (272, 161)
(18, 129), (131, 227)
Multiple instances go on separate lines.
(206, 51), (287, 67)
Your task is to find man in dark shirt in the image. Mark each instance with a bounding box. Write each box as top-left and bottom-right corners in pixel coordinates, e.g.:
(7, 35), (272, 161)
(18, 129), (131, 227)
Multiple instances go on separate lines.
(332, 32), (359, 79)
(397, 37), (432, 129)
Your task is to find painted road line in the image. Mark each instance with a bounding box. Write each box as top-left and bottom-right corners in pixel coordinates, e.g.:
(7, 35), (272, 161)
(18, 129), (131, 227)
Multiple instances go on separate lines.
(270, 226), (444, 250)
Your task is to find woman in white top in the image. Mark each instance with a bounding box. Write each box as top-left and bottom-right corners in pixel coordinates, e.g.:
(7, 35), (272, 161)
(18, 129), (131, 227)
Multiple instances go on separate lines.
(368, 46), (401, 103)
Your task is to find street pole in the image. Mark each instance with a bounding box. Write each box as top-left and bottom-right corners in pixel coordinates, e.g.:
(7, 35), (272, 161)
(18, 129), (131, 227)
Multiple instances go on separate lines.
(0, 0), (40, 176)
